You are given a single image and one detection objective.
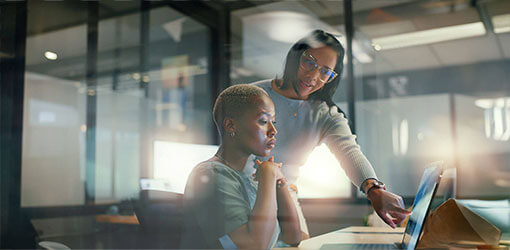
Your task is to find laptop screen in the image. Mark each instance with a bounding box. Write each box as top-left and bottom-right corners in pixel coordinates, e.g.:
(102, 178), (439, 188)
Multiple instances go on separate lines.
(401, 163), (443, 250)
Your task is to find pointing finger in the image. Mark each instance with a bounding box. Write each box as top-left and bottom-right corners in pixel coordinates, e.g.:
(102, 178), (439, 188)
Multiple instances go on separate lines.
(391, 206), (412, 215)
(378, 212), (396, 229)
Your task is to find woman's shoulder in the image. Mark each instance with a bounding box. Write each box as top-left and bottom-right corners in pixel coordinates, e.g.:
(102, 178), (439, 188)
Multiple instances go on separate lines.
(191, 159), (241, 181)
(250, 79), (272, 90)
(310, 100), (347, 122)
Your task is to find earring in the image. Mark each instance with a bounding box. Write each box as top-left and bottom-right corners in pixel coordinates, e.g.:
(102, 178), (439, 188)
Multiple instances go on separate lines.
(230, 132), (236, 137)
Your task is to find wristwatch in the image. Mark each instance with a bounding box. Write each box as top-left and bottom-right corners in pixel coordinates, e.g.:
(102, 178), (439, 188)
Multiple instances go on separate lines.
(363, 179), (386, 195)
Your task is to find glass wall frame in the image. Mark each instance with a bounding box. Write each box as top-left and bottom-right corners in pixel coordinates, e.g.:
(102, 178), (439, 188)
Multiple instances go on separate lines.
(3, 0), (510, 247)
(352, 0), (510, 200)
(5, 0), (229, 234)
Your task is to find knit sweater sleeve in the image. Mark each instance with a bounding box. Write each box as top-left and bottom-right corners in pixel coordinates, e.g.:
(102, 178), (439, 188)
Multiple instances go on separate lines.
(320, 106), (378, 188)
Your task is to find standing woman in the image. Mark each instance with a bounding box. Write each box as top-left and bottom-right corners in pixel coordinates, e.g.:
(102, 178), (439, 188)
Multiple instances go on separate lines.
(247, 30), (410, 238)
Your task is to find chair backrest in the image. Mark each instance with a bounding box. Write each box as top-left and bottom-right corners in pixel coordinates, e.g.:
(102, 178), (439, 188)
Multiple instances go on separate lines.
(133, 190), (184, 248)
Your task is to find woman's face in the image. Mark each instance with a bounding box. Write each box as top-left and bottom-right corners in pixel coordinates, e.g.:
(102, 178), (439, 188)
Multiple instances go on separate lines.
(295, 46), (337, 99)
(235, 94), (277, 157)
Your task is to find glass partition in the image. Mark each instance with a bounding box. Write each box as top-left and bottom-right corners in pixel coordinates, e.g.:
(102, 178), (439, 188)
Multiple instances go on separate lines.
(353, 0), (510, 198)
(22, 1), (214, 207)
(22, 0), (88, 207)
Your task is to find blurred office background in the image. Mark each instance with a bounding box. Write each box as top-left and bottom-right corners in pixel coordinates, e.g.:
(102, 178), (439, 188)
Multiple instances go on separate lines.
(1, 0), (509, 248)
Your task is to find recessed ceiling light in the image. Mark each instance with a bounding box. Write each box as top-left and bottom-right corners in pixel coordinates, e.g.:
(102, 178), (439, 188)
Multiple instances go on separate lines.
(44, 51), (58, 60)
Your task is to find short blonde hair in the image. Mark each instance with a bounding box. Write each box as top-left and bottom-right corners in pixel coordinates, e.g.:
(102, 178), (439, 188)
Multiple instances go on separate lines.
(213, 84), (269, 136)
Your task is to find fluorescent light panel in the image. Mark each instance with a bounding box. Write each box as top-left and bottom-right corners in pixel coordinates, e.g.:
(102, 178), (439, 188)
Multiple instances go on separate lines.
(493, 14), (510, 34)
(372, 22), (486, 50)
(336, 36), (373, 64)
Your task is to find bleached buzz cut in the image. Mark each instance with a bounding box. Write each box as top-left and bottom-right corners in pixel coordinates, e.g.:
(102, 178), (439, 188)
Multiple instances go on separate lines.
(213, 84), (269, 136)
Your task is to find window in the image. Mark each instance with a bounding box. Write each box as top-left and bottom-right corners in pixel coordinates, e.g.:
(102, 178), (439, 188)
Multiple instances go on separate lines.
(22, 1), (215, 207)
(352, 0), (510, 198)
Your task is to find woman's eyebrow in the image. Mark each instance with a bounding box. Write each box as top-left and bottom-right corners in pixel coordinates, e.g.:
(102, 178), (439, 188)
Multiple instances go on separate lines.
(309, 53), (334, 70)
(258, 111), (276, 118)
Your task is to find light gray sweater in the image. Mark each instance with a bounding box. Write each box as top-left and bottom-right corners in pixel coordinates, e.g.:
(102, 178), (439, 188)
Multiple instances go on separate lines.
(243, 79), (377, 188)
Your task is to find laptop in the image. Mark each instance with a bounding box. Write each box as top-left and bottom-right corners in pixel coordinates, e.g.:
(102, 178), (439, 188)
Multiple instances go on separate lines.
(320, 161), (444, 250)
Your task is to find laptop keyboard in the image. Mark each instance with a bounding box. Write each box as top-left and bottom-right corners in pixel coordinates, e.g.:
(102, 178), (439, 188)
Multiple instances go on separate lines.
(319, 243), (398, 250)
(348, 244), (397, 249)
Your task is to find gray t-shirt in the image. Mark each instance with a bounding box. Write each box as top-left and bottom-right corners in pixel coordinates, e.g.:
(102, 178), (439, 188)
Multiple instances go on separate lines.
(245, 79), (377, 187)
(181, 159), (280, 249)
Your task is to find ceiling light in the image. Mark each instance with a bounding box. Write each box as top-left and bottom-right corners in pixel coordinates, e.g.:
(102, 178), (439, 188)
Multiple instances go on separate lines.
(44, 51), (58, 60)
(336, 36), (373, 64)
(142, 75), (150, 83)
(371, 22), (486, 50)
(264, 11), (314, 44)
(475, 98), (494, 109)
(492, 14), (510, 34)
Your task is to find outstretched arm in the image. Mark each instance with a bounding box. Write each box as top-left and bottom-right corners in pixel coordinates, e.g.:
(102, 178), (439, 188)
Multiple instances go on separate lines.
(323, 109), (410, 228)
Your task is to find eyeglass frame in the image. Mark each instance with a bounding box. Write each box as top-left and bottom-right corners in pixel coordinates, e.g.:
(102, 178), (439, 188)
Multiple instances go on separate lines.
(299, 51), (339, 83)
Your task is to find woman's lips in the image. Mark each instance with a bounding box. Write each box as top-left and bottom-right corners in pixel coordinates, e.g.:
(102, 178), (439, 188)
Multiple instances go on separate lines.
(266, 140), (276, 149)
(299, 80), (313, 90)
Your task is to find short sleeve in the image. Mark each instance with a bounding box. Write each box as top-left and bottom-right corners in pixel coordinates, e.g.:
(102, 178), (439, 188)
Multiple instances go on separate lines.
(321, 107), (378, 187)
(215, 169), (252, 232)
(183, 164), (251, 247)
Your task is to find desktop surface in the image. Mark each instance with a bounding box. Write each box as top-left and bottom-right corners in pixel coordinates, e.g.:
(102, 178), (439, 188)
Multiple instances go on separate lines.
(280, 226), (510, 249)
(293, 226), (404, 249)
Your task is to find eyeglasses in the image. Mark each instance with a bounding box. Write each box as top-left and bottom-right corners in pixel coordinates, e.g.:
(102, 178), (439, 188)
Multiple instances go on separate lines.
(299, 52), (338, 83)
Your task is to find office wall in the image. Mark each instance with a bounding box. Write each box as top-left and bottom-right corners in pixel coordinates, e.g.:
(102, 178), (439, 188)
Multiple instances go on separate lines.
(21, 2), (216, 208)
(454, 94), (510, 196)
(21, 73), (147, 206)
(22, 72), (86, 207)
(355, 94), (454, 197)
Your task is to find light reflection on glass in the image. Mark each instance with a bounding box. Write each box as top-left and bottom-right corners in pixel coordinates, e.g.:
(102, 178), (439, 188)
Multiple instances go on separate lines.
(153, 141), (218, 194)
(475, 97), (510, 141)
(297, 144), (351, 199)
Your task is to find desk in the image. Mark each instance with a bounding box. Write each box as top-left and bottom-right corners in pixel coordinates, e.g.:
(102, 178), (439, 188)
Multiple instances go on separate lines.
(294, 226), (403, 249)
(283, 227), (510, 249)
(95, 214), (139, 224)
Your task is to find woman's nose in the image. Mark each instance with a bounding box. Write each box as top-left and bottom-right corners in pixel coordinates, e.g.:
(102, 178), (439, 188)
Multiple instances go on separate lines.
(268, 122), (277, 137)
(305, 67), (321, 82)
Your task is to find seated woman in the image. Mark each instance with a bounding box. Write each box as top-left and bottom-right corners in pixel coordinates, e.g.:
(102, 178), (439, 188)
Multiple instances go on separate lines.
(181, 84), (302, 249)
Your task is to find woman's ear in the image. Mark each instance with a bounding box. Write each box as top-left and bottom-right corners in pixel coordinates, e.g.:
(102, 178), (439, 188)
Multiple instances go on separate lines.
(223, 117), (236, 135)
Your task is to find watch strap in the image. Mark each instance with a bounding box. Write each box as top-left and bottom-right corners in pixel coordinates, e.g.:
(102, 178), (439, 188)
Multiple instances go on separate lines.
(366, 184), (385, 196)
(360, 178), (378, 193)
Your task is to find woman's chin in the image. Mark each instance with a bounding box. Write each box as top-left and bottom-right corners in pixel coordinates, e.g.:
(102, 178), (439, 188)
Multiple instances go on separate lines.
(255, 149), (272, 157)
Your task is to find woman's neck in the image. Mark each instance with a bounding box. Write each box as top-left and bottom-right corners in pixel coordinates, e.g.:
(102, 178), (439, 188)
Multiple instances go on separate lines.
(215, 144), (249, 172)
(271, 79), (305, 100)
